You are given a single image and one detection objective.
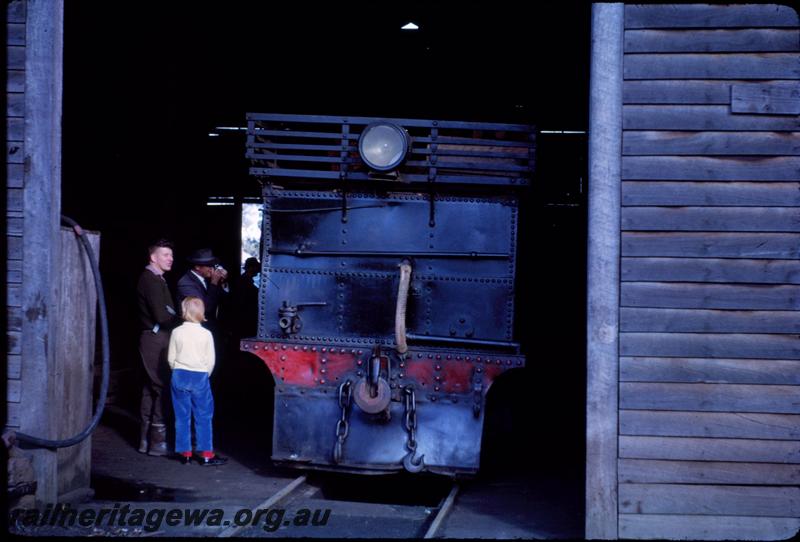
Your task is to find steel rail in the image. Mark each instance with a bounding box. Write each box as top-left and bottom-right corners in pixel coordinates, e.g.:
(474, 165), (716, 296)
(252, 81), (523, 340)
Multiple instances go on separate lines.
(424, 483), (460, 539)
(216, 473), (459, 538)
(216, 475), (307, 538)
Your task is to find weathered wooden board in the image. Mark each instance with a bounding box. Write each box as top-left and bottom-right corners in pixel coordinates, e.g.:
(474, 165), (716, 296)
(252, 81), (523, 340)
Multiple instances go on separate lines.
(8, 235), (22, 260)
(622, 156), (800, 181)
(622, 206), (800, 232)
(8, 188), (23, 212)
(623, 80), (777, 105)
(8, 22), (25, 46)
(8, 354), (21, 379)
(586, 5), (623, 537)
(621, 332), (800, 360)
(6, 402), (19, 427)
(620, 410), (800, 440)
(7, 259), (22, 283)
(55, 228), (99, 498)
(7, 216), (23, 236)
(16, 0), (65, 504)
(7, 45), (24, 70)
(6, 260), (22, 282)
(7, 330), (20, 355)
(7, 306), (22, 332)
(7, 141), (24, 163)
(584, 3), (624, 539)
(7, 117), (24, 140)
(621, 307), (800, 334)
(622, 131), (800, 156)
(7, 92), (23, 117)
(622, 282), (800, 310)
(8, 162), (24, 188)
(7, 283), (21, 307)
(620, 382), (800, 414)
(619, 435), (800, 463)
(622, 257), (800, 284)
(624, 29), (800, 53)
(621, 356), (800, 386)
(625, 53), (800, 80)
(625, 4), (800, 29)
(624, 105), (800, 131)
(622, 181), (800, 207)
(619, 458), (800, 485)
(619, 483), (800, 516)
(620, 514), (800, 541)
(622, 232), (800, 259)
(6, 70), (24, 93)
(7, 379), (20, 403)
(7, 0), (26, 23)
(732, 84), (800, 115)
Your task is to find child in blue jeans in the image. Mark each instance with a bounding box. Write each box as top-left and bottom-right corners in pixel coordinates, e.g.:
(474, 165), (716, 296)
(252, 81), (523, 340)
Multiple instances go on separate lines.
(168, 296), (227, 466)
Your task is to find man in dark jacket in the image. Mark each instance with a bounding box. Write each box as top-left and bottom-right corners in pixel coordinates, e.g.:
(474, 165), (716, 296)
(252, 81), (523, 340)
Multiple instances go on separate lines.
(136, 239), (180, 456)
(176, 248), (228, 332)
(177, 249), (230, 396)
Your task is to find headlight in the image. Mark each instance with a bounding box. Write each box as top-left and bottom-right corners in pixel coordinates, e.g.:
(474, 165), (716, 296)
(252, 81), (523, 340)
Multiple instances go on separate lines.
(358, 122), (411, 172)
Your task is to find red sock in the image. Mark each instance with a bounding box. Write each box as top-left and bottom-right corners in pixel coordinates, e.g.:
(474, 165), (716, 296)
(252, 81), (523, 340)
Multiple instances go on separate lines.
(200, 451), (215, 459)
(181, 451), (192, 457)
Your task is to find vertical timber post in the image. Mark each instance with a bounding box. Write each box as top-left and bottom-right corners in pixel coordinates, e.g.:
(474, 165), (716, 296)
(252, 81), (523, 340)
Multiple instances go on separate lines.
(586, 3), (623, 539)
(18, 0), (65, 504)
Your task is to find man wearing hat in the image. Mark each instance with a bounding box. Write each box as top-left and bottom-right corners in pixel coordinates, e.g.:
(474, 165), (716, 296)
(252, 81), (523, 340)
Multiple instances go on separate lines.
(177, 248), (229, 331)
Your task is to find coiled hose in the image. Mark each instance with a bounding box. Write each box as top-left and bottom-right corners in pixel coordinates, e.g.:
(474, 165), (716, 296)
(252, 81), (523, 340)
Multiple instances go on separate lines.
(395, 260), (412, 355)
(14, 216), (110, 448)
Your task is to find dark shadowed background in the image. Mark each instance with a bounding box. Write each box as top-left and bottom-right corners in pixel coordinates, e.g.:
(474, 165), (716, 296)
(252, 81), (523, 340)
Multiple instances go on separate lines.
(61, 1), (590, 476)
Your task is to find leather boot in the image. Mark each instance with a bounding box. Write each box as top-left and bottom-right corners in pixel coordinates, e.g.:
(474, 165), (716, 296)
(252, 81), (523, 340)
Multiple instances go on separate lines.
(138, 421), (150, 454)
(147, 423), (168, 456)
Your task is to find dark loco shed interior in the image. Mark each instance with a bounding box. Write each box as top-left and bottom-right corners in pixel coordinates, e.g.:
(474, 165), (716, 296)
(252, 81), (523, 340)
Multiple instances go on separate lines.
(60, 0), (589, 492)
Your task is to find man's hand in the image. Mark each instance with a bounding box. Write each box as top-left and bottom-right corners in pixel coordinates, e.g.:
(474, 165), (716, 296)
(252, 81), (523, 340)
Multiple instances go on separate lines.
(210, 267), (228, 285)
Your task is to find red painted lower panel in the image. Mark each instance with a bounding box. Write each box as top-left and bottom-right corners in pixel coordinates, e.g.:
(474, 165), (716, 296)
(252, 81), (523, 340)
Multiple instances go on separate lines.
(241, 339), (524, 396)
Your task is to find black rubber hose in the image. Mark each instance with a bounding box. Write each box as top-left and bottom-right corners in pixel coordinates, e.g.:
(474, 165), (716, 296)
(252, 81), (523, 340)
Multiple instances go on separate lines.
(14, 216), (110, 448)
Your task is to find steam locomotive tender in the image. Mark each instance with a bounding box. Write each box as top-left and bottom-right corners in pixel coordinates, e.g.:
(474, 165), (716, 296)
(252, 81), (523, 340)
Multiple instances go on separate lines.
(241, 113), (534, 476)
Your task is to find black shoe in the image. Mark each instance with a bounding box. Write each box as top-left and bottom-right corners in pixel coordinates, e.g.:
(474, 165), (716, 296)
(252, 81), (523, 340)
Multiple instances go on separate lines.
(173, 453), (192, 465)
(196, 455), (228, 466)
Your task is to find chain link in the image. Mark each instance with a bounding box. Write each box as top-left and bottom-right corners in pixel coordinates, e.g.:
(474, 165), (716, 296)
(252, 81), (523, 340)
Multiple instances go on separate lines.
(401, 385), (424, 472)
(403, 386), (417, 452)
(333, 380), (352, 464)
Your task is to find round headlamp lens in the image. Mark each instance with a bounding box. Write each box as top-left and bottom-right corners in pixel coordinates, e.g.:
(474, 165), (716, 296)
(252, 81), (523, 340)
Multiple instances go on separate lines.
(358, 123), (410, 171)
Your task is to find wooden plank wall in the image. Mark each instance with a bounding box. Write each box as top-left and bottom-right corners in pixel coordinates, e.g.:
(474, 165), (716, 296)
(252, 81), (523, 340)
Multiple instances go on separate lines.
(619, 4), (800, 540)
(6, 0), (26, 431)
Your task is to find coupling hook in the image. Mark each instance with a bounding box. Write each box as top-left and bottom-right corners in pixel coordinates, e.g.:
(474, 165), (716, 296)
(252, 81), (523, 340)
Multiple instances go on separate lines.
(402, 450), (425, 473)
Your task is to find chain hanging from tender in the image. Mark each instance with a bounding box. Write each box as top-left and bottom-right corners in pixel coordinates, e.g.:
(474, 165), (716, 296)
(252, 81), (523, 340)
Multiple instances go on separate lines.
(402, 385), (425, 472)
(333, 380), (353, 464)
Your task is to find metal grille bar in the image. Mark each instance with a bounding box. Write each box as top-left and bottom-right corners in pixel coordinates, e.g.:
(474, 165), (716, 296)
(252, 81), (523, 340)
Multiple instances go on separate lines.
(246, 113), (535, 187)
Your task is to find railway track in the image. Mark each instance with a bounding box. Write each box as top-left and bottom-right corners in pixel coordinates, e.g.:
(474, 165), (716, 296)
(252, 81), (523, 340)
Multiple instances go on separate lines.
(217, 473), (460, 539)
